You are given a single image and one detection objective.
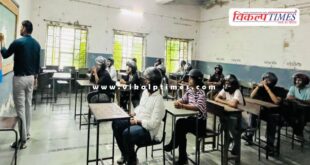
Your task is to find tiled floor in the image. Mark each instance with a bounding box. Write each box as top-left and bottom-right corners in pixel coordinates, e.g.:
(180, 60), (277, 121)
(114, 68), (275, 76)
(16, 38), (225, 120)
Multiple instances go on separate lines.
(1, 94), (310, 165)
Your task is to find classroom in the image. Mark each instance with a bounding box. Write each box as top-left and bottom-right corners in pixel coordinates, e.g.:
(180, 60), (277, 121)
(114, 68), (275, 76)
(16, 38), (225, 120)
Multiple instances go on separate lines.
(0, 0), (310, 165)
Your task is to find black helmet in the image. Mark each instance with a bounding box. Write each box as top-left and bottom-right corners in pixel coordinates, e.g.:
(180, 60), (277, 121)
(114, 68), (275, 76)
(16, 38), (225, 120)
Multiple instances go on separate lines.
(126, 60), (137, 73)
(157, 65), (166, 75)
(107, 58), (114, 66)
(185, 63), (193, 72)
(214, 64), (223, 74)
(261, 72), (278, 87)
(181, 60), (186, 66)
(143, 67), (162, 92)
(215, 64), (223, 70)
(188, 69), (203, 81)
(293, 73), (309, 86)
(156, 58), (162, 64)
(224, 74), (240, 94)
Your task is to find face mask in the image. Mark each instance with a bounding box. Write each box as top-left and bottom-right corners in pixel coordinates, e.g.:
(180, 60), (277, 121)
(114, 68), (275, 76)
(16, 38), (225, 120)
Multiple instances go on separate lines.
(146, 83), (158, 94)
(224, 84), (235, 94)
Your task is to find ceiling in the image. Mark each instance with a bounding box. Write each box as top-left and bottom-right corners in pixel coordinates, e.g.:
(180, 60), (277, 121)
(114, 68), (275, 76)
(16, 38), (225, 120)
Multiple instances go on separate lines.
(156, 0), (207, 6)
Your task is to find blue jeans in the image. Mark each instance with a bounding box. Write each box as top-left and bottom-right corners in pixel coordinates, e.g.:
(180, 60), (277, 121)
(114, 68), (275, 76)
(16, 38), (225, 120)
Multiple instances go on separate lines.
(112, 119), (151, 163)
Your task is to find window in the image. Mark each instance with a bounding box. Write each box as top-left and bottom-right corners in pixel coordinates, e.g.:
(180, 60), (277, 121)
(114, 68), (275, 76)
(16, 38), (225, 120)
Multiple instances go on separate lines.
(46, 25), (87, 68)
(165, 37), (193, 73)
(113, 30), (145, 71)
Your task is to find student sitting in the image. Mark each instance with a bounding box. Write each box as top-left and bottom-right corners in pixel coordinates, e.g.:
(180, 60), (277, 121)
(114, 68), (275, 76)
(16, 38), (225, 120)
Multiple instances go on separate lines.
(157, 65), (169, 98)
(215, 74), (246, 155)
(181, 63), (192, 82)
(112, 67), (165, 165)
(206, 64), (225, 98)
(286, 73), (310, 139)
(176, 60), (187, 75)
(243, 72), (287, 154)
(107, 57), (117, 82)
(88, 56), (115, 102)
(164, 69), (207, 165)
(120, 60), (141, 111)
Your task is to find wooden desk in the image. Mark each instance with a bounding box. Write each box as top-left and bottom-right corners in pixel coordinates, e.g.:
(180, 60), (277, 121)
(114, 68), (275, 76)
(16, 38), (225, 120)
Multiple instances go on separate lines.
(51, 72), (72, 111)
(86, 103), (130, 165)
(74, 80), (95, 130)
(240, 97), (280, 160)
(206, 100), (242, 165)
(238, 98), (278, 117)
(166, 108), (199, 165)
(0, 117), (18, 165)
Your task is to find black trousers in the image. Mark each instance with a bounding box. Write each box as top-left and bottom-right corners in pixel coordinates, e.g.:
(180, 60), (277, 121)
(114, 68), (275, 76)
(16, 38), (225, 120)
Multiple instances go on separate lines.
(120, 91), (140, 111)
(112, 119), (152, 163)
(250, 108), (279, 146)
(169, 117), (206, 160)
(282, 102), (310, 136)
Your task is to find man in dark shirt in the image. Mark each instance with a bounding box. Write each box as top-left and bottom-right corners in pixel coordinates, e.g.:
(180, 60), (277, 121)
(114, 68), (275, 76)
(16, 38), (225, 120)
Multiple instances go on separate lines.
(0, 20), (41, 149)
(206, 64), (225, 98)
(244, 72), (287, 155)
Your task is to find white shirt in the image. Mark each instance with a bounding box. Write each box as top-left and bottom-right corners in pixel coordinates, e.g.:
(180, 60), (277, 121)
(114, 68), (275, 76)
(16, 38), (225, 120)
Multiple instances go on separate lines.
(134, 90), (165, 140)
(218, 89), (244, 106)
(106, 65), (117, 81)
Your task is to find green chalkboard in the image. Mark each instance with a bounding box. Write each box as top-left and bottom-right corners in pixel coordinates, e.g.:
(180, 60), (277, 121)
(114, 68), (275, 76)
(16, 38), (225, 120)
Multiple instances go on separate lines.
(0, 1), (17, 75)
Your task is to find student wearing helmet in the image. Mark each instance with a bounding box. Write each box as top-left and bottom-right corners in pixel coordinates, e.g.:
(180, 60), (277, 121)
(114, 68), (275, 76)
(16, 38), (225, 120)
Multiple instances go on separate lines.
(157, 64), (169, 98)
(215, 74), (246, 155)
(244, 72), (287, 154)
(164, 69), (207, 165)
(154, 58), (163, 68)
(285, 73), (310, 139)
(181, 63), (193, 82)
(176, 60), (187, 75)
(112, 67), (165, 165)
(120, 60), (141, 111)
(88, 56), (115, 102)
(206, 64), (225, 98)
(106, 58), (117, 82)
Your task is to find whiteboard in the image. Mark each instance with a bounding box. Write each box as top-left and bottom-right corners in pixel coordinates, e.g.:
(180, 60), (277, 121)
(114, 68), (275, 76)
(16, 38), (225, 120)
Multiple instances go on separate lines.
(0, 2), (17, 75)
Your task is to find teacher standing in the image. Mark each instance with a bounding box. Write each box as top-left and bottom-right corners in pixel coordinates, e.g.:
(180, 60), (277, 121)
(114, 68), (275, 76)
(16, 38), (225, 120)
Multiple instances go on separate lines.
(0, 20), (41, 149)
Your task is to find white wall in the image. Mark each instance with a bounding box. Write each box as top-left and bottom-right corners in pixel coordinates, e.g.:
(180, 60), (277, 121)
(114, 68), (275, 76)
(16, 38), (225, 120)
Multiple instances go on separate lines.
(31, 0), (201, 59)
(198, 0), (310, 71)
(16, 0), (34, 35)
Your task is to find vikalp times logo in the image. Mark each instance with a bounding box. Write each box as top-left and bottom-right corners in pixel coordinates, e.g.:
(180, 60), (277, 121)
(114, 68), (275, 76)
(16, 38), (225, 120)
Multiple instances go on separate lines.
(229, 8), (300, 26)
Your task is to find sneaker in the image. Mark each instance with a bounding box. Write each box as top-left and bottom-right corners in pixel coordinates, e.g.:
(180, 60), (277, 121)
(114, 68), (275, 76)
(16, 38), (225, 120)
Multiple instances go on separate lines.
(127, 158), (138, 165)
(117, 156), (126, 164)
(11, 141), (27, 149)
(230, 145), (239, 156)
(177, 157), (189, 165)
(10, 141), (19, 149)
(27, 134), (31, 141)
(242, 134), (253, 145)
(264, 145), (275, 156)
(164, 143), (177, 152)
